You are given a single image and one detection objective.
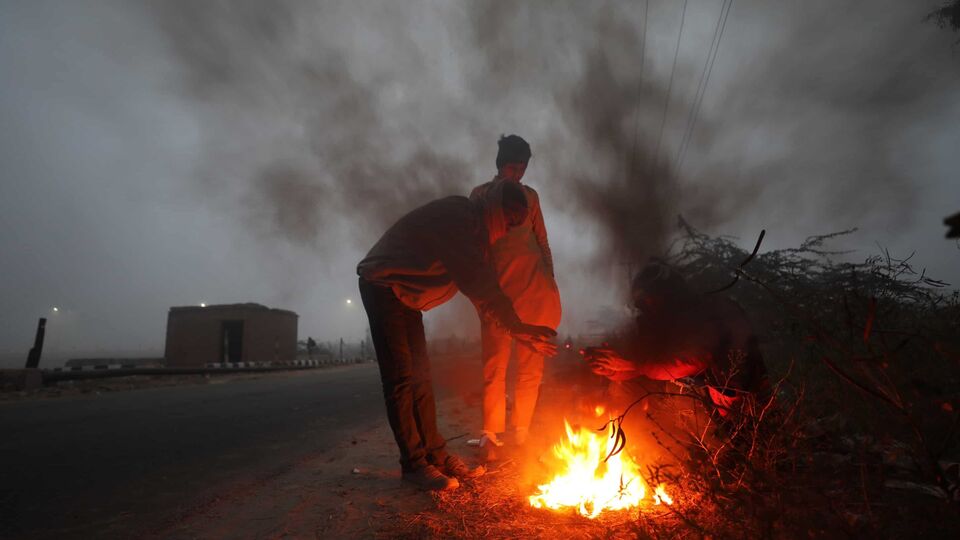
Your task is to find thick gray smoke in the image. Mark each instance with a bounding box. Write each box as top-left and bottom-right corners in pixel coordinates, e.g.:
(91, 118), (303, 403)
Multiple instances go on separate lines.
(151, 1), (477, 250)
(147, 0), (960, 332)
(151, 2), (677, 260)
(2, 0), (957, 364)
(157, 2), (953, 246)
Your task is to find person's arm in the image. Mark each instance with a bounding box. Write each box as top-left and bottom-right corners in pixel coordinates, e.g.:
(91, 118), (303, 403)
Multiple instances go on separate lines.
(634, 353), (708, 381)
(526, 188), (556, 279)
(437, 222), (557, 355)
(437, 230), (516, 327)
(583, 346), (707, 382)
(583, 346), (640, 380)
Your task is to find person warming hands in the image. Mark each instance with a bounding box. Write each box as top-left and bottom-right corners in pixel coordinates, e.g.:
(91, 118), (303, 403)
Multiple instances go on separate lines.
(357, 180), (556, 491)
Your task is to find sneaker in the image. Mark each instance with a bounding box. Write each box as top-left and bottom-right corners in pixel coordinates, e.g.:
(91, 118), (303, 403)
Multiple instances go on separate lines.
(441, 454), (485, 480)
(480, 432), (504, 447)
(402, 464), (459, 491)
(478, 433), (504, 462)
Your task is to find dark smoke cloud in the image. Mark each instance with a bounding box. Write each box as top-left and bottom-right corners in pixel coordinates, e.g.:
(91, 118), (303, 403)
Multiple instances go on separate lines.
(4, 0), (955, 364)
(148, 0), (960, 332)
(464, 0), (955, 274)
(465, 1), (702, 279)
(151, 0), (478, 253)
(460, 0), (757, 286)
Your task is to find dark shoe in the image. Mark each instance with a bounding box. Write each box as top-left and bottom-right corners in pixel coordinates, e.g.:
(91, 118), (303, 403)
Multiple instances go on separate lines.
(402, 464), (459, 491)
(441, 454), (485, 480)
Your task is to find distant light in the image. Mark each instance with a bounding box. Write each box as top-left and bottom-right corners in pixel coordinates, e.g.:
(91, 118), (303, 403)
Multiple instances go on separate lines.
(345, 298), (353, 305)
(52, 307), (59, 312)
(200, 303), (207, 308)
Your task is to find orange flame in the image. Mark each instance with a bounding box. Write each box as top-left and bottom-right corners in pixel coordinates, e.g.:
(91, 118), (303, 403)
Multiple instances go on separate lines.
(528, 418), (672, 519)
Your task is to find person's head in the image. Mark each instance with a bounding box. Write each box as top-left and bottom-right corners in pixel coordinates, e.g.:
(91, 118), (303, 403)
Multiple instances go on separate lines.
(501, 180), (529, 229)
(495, 134), (531, 183)
(630, 260), (691, 316)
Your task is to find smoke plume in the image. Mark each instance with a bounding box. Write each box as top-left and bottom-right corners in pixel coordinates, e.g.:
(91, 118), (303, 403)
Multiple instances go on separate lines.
(150, 0), (960, 328)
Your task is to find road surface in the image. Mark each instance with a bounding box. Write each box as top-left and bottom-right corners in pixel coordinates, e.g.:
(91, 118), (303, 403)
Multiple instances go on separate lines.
(0, 364), (385, 539)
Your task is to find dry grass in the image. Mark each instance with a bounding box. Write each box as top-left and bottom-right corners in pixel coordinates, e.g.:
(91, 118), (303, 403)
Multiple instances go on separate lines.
(378, 457), (689, 539)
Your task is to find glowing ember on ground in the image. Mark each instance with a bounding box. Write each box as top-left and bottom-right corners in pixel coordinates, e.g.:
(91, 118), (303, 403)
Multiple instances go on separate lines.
(528, 416), (672, 519)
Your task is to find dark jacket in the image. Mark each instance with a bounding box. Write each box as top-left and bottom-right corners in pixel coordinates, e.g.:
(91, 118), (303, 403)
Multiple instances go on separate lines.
(357, 196), (522, 330)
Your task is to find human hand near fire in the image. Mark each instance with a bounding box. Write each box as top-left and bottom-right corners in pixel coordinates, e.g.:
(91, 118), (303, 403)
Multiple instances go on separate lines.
(582, 346), (636, 380)
(511, 323), (558, 356)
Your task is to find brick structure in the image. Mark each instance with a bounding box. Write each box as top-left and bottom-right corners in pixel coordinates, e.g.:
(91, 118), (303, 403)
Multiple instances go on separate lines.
(164, 303), (298, 367)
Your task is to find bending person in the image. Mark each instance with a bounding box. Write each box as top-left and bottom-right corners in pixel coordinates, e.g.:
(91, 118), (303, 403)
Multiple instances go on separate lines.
(357, 181), (556, 491)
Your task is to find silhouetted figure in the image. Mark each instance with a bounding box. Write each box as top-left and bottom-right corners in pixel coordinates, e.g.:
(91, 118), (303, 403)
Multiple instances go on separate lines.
(357, 181), (556, 491)
(470, 135), (561, 452)
(583, 262), (770, 422)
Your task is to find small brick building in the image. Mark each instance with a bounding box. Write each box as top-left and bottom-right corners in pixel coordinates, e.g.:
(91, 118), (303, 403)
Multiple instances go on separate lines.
(164, 303), (298, 367)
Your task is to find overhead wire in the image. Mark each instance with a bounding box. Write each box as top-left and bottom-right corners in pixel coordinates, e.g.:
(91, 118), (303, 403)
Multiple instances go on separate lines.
(651, 0), (689, 173)
(625, 0), (649, 185)
(674, 0), (734, 177)
(674, 0), (730, 170)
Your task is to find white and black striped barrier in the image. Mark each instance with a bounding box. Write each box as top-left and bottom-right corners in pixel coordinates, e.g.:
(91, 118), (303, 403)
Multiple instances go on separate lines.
(41, 360), (331, 383)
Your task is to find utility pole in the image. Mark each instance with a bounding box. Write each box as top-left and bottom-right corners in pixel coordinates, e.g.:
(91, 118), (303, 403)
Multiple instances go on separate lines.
(25, 318), (47, 369)
(339, 337), (344, 363)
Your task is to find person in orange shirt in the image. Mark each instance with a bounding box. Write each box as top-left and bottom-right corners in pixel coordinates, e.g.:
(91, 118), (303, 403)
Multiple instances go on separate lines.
(470, 135), (562, 455)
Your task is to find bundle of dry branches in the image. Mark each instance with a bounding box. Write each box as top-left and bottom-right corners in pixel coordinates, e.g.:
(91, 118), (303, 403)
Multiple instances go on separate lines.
(625, 218), (960, 537)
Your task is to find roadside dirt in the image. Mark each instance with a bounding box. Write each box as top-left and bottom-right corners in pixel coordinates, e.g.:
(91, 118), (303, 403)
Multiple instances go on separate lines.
(145, 352), (653, 539)
(149, 397), (478, 538)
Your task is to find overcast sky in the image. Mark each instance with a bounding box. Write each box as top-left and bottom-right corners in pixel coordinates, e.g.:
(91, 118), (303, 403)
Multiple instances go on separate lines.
(2, 0), (958, 367)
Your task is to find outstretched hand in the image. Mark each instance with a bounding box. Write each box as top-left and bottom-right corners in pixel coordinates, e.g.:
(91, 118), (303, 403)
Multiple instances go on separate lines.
(582, 346), (635, 379)
(511, 323), (558, 357)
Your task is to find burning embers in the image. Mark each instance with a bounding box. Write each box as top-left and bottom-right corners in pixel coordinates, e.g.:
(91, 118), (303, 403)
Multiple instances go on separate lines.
(528, 409), (672, 519)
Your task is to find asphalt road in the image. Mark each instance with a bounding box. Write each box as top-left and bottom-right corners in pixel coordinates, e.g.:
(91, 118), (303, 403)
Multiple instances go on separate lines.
(0, 364), (385, 539)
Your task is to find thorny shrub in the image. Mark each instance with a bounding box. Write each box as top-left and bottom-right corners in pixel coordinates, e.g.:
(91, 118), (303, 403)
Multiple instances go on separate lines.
(619, 220), (960, 538)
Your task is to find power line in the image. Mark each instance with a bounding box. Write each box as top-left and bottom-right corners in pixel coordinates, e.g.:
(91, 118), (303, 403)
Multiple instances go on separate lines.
(674, 0), (730, 170)
(626, 0), (649, 185)
(652, 0), (689, 173)
(674, 0), (734, 177)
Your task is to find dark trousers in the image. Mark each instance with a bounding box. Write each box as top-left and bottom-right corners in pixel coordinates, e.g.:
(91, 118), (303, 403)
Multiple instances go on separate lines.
(359, 277), (448, 471)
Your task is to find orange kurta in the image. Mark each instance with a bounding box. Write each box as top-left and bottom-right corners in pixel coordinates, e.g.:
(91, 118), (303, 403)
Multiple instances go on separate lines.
(470, 180), (561, 329)
(470, 179), (561, 436)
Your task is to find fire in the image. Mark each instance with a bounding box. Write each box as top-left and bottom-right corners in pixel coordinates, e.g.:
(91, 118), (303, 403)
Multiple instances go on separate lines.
(528, 418), (672, 519)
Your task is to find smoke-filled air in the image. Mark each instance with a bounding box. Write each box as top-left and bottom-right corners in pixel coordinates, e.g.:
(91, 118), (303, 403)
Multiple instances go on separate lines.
(1, 0), (958, 364)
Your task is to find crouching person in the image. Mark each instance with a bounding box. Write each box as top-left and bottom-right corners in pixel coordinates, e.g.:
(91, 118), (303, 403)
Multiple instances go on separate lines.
(583, 262), (771, 429)
(357, 181), (557, 491)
